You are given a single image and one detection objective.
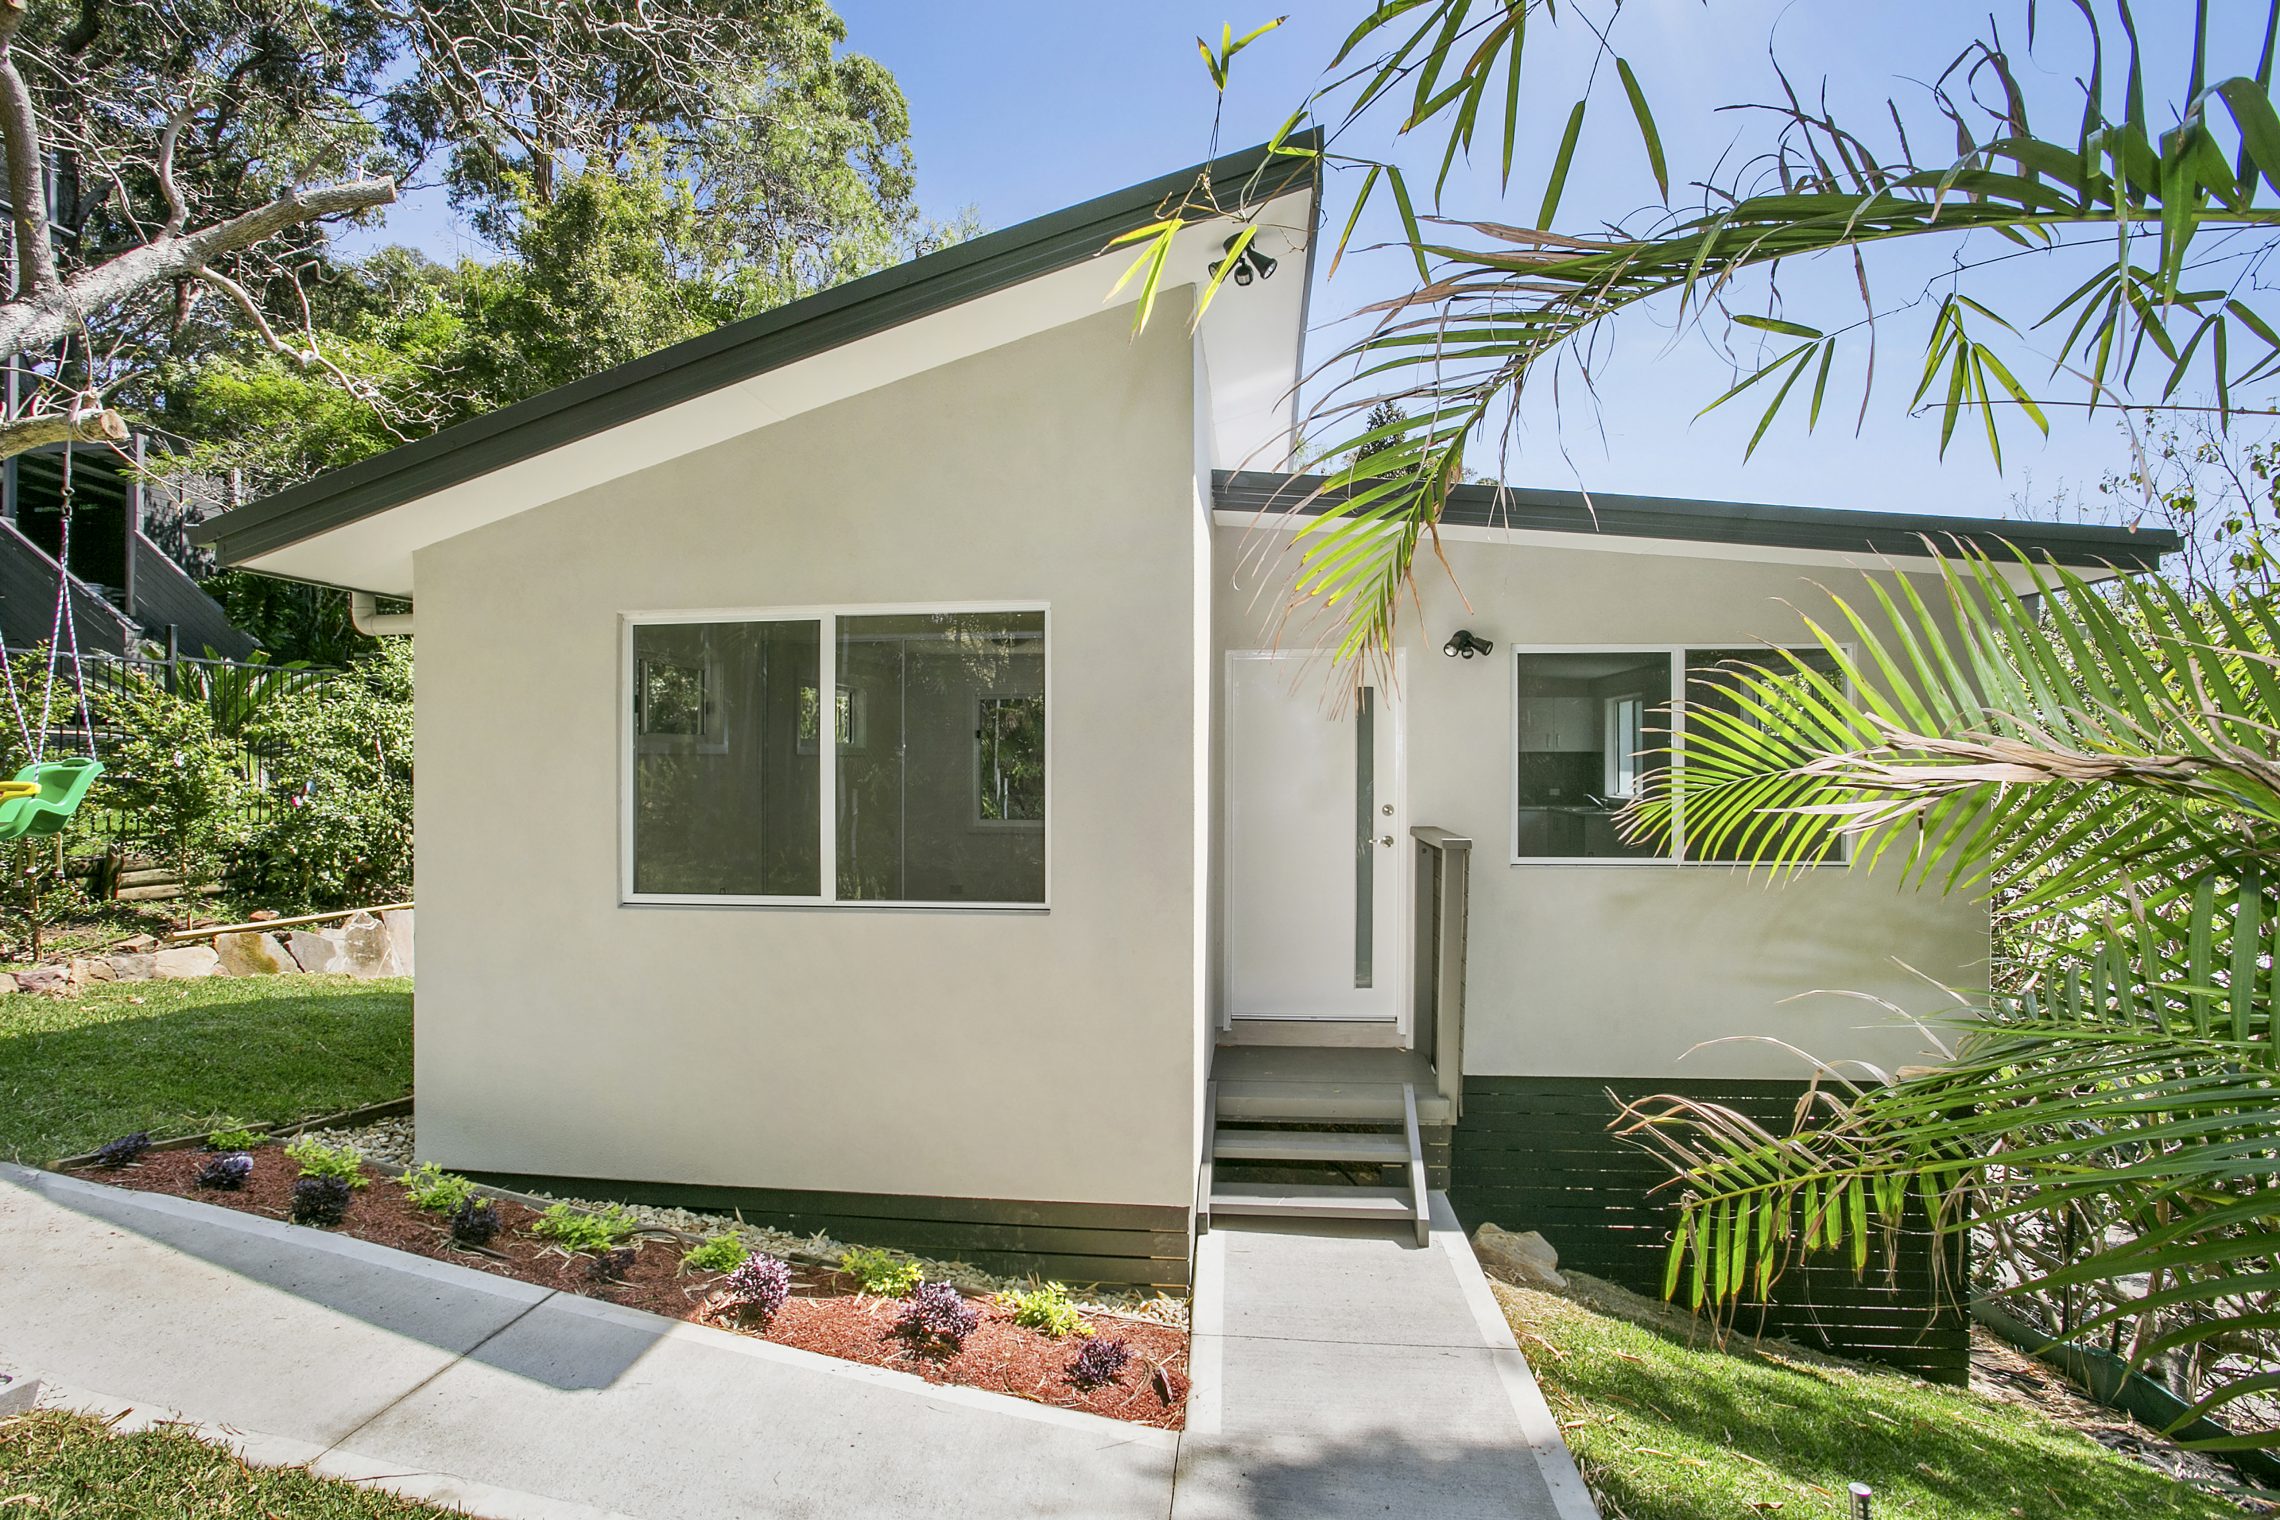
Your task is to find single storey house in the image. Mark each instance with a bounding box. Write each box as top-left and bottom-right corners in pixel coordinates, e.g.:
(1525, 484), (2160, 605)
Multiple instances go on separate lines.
(193, 140), (2171, 1377)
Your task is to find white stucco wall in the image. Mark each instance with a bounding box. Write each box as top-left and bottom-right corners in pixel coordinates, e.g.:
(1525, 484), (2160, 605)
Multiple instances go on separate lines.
(413, 297), (1207, 1209)
(1212, 524), (1991, 1082)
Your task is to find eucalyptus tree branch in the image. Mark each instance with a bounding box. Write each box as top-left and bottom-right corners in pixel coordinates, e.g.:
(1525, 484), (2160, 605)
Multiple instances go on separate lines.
(0, 173), (395, 364)
(0, 405), (127, 458)
(0, 0), (57, 299)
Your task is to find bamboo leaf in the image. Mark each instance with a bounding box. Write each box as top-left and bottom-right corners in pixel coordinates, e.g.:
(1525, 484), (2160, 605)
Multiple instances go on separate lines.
(1616, 56), (1669, 200)
(1537, 98), (1588, 229)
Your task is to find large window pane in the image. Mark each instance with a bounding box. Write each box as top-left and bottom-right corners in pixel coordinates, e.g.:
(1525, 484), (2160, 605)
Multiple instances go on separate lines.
(632, 620), (820, 895)
(1683, 647), (1845, 864)
(838, 612), (1046, 903)
(1514, 651), (1671, 859)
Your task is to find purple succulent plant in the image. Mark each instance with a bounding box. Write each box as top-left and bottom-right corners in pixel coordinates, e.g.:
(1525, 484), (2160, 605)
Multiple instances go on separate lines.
(447, 1197), (502, 1247)
(94, 1132), (151, 1168)
(290, 1175), (352, 1227)
(1066, 1336), (1133, 1390)
(722, 1255), (792, 1322)
(894, 1282), (979, 1351)
(196, 1151), (254, 1190)
(587, 1246), (639, 1283)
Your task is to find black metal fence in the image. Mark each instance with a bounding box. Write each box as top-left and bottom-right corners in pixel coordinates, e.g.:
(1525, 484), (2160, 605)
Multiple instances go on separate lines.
(0, 648), (337, 850)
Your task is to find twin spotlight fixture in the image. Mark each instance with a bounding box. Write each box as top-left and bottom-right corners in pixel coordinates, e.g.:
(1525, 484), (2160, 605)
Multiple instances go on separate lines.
(1442, 629), (1494, 660)
(1208, 234), (1279, 288)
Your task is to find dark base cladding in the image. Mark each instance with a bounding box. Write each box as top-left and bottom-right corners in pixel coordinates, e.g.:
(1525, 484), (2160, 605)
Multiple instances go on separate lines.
(465, 1173), (1192, 1291)
(1449, 1076), (1969, 1383)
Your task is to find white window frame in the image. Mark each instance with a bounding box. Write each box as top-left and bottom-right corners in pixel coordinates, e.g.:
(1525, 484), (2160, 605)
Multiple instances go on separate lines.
(621, 602), (1050, 910)
(1509, 642), (1850, 868)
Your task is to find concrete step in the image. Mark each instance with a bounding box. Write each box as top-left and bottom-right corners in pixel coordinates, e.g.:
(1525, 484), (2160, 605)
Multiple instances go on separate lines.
(1211, 1129), (1409, 1164)
(1208, 1183), (1415, 1220)
(1213, 1079), (1409, 1123)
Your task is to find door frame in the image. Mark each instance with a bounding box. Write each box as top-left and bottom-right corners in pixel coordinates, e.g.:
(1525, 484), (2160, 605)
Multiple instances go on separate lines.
(1218, 649), (1411, 1041)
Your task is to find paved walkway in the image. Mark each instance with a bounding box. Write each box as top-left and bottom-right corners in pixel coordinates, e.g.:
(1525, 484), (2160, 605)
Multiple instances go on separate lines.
(1177, 1197), (1597, 1520)
(0, 1164), (1592, 1519)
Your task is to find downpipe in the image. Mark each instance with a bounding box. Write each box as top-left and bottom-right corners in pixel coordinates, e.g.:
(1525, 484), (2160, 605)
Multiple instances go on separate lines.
(350, 591), (414, 637)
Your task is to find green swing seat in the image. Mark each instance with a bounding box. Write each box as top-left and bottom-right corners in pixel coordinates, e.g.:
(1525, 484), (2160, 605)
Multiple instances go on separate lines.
(0, 757), (103, 842)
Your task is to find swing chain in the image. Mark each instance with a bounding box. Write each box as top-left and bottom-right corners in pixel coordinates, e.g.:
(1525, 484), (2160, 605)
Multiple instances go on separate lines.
(20, 404), (98, 765)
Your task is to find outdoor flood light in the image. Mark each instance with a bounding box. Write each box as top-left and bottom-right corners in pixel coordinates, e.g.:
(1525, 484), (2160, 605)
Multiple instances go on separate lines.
(1209, 235), (1278, 288)
(1443, 629), (1494, 659)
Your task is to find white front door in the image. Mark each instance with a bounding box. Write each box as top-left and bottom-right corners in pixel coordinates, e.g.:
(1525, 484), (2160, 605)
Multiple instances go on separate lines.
(1225, 652), (1406, 1023)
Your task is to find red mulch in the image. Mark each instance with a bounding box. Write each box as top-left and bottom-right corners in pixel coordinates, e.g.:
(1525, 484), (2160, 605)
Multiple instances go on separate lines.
(73, 1149), (1189, 1428)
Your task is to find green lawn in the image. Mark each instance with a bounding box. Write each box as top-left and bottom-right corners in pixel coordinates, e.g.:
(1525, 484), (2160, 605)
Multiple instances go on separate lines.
(1500, 1282), (2242, 1520)
(0, 1410), (450, 1518)
(0, 975), (411, 1163)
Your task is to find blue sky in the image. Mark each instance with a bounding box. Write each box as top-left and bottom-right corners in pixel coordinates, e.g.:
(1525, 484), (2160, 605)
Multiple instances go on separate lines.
(365, 1), (2246, 523)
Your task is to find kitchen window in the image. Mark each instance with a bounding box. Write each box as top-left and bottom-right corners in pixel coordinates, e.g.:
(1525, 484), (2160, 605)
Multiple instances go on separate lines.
(1512, 645), (1845, 864)
(625, 606), (1048, 907)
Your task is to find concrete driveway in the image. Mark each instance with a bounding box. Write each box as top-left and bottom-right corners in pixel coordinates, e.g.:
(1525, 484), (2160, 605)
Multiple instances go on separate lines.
(0, 1164), (1592, 1519)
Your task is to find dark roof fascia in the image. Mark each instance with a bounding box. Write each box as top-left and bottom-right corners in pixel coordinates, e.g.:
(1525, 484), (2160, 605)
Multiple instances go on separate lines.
(196, 134), (1325, 565)
(1213, 471), (2179, 571)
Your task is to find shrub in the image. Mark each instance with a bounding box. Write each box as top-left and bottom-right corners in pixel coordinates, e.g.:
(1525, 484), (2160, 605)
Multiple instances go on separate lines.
(447, 1197), (502, 1247)
(196, 1151), (254, 1190)
(205, 1127), (265, 1151)
(998, 1282), (1093, 1340)
(92, 1132), (151, 1168)
(291, 1175), (352, 1227)
(241, 642), (414, 910)
(397, 1163), (476, 1214)
(894, 1282), (979, 1351)
(88, 670), (253, 926)
(283, 1136), (367, 1188)
(840, 1245), (923, 1297)
(1066, 1337), (1132, 1390)
(721, 1255), (792, 1323)
(531, 1201), (639, 1254)
(681, 1231), (749, 1274)
(586, 1247), (639, 1283)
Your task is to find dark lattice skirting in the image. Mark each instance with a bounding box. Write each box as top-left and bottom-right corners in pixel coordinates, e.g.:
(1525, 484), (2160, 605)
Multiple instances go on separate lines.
(1448, 1076), (1969, 1383)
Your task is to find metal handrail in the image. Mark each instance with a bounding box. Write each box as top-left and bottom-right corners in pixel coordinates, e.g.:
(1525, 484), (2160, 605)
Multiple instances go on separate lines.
(1411, 825), (1472, 1118)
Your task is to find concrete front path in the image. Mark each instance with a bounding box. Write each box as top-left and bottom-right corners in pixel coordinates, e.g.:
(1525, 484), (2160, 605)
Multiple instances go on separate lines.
(1177, 1198), (1599, 1520)
(0, 1165), (1592, 1519)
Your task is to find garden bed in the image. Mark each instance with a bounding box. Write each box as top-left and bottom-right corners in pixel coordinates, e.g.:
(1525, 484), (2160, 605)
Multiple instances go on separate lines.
(69, 1146), (1190, 1429)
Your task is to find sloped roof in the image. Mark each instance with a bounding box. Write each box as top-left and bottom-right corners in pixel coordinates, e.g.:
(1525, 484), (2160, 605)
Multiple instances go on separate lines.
(192, 136), (1321, 574)
(1214, 471), (2177, 570)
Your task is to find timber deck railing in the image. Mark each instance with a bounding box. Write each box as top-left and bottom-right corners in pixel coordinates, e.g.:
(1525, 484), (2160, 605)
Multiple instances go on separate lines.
(1411, 825), (1472, 1119)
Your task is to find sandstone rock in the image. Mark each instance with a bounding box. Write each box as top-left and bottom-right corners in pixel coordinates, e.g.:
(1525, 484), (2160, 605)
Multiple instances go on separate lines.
(69, 957), (115, 984)
(15, 964), (69, 994)
(104, 953), (154, 982)
(1473, 1224), (1566, 1291)
(214, 931), (299, 977)
(151, 945), (221, 980)
(114, 933), (160, 953)
(284, 929), (349, 975)
(248, 909), (280, 921)
(338, 910), (401, 979)
(0, 971), (20, 995)
(381, 908), (414, 978)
